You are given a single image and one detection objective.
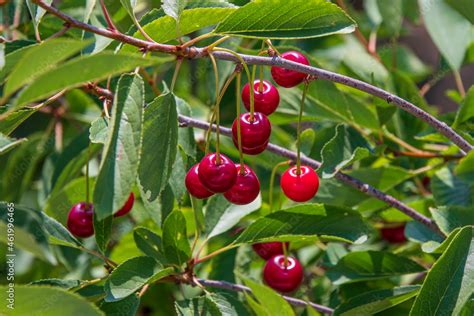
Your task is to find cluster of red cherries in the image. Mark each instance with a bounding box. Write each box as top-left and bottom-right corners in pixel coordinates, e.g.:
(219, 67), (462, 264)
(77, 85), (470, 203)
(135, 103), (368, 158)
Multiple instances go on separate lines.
(186, 51), (318, 293)
(67, 192), (135, 238)
(186, 51), (320, 207)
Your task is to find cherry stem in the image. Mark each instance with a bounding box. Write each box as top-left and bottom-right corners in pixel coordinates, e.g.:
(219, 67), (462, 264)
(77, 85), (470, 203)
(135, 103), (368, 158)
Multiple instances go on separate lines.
(211, 47), (254, 121)
(181, 33), (216, 49)
(282, 242), (289, 268)
(296, 82), (310, 175)
(85, 142), (91, 205)
(171, 57), (183, 92)
(265, 39), (280, 56)
(208, 53), (221, 164)
(269, 160), (290, 213)
(190, 196), (200, 254)
(235, 72), (246, 175)
(258, 65), (264, 93)
(206, 35), (231, 51)
(195, 243), (238, 265)
(99, 0), (117, 32)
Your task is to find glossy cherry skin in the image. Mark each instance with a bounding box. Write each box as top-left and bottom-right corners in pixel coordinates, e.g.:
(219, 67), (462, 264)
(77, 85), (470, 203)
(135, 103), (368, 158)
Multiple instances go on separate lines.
(224, 164), (260, 205)
(263, 255), (304, 293)
(271, 51), (310, 88)
(232, 112), (271, 155)
(67, 202), (94, 238)
(185, 164), (214, 199)
(114, 192), (135, 217)
(252, 242), (289, 260)
(281, 166), (319, 202)
(380, 224), (407, 243)
(198, 153), (237, 193)
(242, 80), (280, 116)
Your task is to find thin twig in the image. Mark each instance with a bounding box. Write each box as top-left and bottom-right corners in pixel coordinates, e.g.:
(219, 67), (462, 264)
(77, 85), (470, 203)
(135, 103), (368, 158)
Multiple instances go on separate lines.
(30, 0), (473, 154)
(197, 279), (334, 315)
(99, 0), (117, 32)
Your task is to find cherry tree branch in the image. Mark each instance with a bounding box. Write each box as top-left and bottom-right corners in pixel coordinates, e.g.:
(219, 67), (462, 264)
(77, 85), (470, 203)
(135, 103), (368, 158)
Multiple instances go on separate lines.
(197, 279), (334, 314)
(178, 115), (445, 236)
(32, 0), (473, 154)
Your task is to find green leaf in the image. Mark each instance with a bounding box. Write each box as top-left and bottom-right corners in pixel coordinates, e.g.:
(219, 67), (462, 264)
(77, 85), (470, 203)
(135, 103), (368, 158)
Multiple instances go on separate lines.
(242, 277), (295, 316)
(37, 211), (82, 248)
(205, 293), (239, 316)
(119, 0), (137, 17)
(93, 74), (144, 220)
(419, 0), (471, 70)
(90, 116), (109, 144)
(0, 108), (37, 135)
(30, 279), (82, 289)
(319, 124), (371, 178)
(3, 39), (89, 98)
(334, 285), (420, 316)
(431, 166), (473, 207)
(122, 7), (236, 52)
(235, 204), (370, 244)
(0, 285), (104, 316)
(446, 0), (474, 24)
(94, 215), (113, 253)
(327, 251), (425, 284)
(138, 93), (178, 202)
(133, 227), (167, 262)
(205, 194), (262, 239)
(410, 226), (474, 316)
(101, 293), (140, 315)
(176, 95), (197, 158)
(162, 210), (191, 266)
(162, 0), (188, 21)
(15, 53), (167, 108)
(405, 221), (444, 247)
(105, 256), (174, 301)
(431, 206), (474, 235)
(0, 133), (26, 155)
(215, 0), (355, 39)
(453, 86), (474, 130)
(175, 293), (238, 316)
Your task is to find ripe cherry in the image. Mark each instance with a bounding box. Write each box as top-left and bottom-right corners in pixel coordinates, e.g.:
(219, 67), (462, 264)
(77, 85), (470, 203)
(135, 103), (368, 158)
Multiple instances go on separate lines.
(198, 153), (237, 193)
(271, 51), (310, 88)
(224, 164), (260, 205)
(263, 255), (303, 293)
(185, 164), (214, 199)
(232, 112), (271, 155)
(281, 166), (319, 202)
(242, 80), (280, 116)
(67, 202), (94, 238)
(252, 242), (289, 260)
(380, 224), (407, 243)
(114, 192), (135, 217)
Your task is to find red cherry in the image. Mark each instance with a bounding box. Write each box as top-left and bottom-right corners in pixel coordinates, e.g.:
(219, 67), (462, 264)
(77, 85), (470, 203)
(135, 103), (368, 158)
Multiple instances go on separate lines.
(263, 255), (303, 293)
(271, 51), (310, 88)
(232, 112), (271, 155)
(224, 164), (260, 205)
(242, 80), (280, 116)
(198, 153), (237, 193)
(185, 164), (214, 199)
(114, 192), (135, 217)
(252, 242), (289, 260)
(67, 202), (94, 238)
(280, 166), (319, 202)
(380, 224), (407, 243)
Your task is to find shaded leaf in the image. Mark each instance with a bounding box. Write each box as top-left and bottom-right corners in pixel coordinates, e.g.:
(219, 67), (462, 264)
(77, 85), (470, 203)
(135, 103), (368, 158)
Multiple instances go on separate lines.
(334, 285), (420, 316)
(235, 204), (370, 244)
(162, 0), (188, 21)
(162, 211), (191, 266)
(410, 226), (474, 315)
(0, 133), (26, 155)
(101, 293), (140, 316)
(94, 74), (144, 220)
(431, 205), (474, 235)
(242, 277), (295, 316)
(453, 86), (474, 130)
(215, 0), (355, 39)
(446, 0), (474, 24)
(431, 167), (473, 207)
(90, 116), (109, 144)
(327, 251), (425, 285)
(133, 227), (167, 262)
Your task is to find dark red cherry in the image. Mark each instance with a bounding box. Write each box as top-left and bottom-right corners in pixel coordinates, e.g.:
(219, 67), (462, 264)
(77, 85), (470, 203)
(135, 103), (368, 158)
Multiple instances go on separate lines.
(67, 202), (94, 238)
(114, 192), (135, 217)
(232, 112), (271, 155)
(242, 80), (280, 116)
(380, 224), (407, 243)
(271, 51), (310, 88)
(224, 164), (260, 205)
(198, 153), (237, 193)
(281, 166), (319, 202)
(263, 255), (303, 293)
(185, 164), (214, 199)
(252, 242), (289, 260)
